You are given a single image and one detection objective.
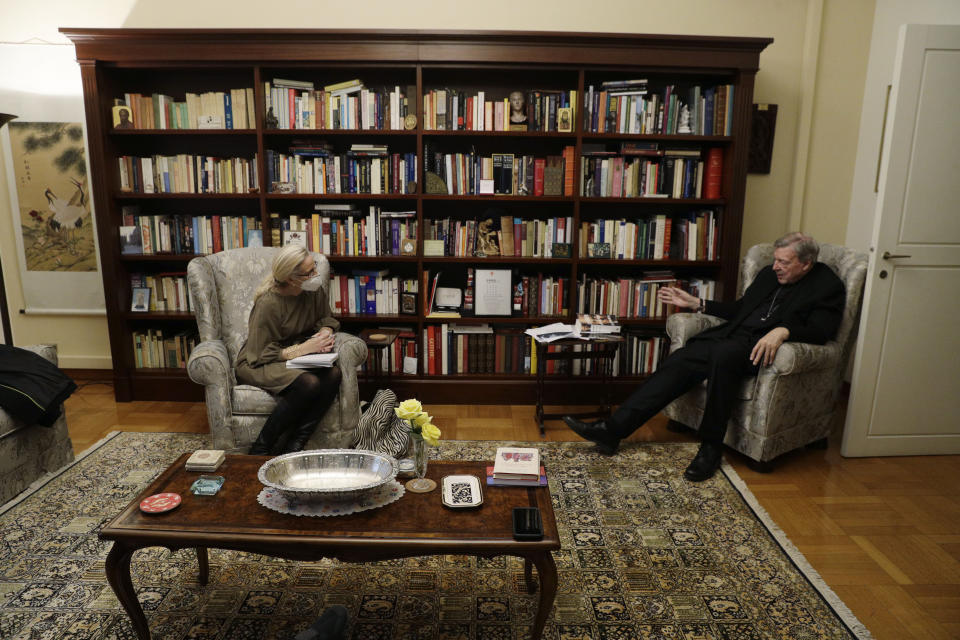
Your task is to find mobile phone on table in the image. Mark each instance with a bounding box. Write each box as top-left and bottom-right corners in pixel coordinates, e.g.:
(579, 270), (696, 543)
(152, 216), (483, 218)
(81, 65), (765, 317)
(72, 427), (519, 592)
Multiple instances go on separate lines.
(512, 507), (543, 541)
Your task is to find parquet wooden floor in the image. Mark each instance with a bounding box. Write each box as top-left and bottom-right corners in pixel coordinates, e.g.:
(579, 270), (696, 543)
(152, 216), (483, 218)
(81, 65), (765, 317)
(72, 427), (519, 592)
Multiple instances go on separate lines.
(63, 375), (960, 639)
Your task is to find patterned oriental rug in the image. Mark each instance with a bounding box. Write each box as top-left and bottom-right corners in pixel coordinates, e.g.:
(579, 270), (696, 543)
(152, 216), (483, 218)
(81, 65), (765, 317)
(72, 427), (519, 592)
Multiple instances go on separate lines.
(0, 432), (873, 640)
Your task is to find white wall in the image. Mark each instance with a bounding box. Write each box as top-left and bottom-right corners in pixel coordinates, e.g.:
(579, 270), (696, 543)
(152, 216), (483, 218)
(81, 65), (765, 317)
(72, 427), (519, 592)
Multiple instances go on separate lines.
(846, 0), (960, 253)
(0, 0), (875, 369)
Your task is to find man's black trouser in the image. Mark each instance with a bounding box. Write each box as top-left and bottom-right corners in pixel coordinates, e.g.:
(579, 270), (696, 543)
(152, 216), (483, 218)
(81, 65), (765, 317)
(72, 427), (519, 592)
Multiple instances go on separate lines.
(607, 328), (761, 445)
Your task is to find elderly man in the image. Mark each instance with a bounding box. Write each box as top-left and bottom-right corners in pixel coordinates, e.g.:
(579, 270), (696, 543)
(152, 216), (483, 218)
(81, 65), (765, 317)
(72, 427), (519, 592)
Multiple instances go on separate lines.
(563, 232), (845, 481)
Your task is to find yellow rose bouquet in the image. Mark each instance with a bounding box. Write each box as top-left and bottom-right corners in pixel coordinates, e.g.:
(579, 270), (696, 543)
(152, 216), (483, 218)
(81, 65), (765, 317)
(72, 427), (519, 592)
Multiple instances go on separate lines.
(395, 399), (441, 491)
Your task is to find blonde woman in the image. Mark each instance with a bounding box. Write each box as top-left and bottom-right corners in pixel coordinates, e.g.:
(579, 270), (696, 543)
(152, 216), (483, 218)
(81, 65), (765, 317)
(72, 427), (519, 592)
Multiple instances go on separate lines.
(236, 245), (340, 454)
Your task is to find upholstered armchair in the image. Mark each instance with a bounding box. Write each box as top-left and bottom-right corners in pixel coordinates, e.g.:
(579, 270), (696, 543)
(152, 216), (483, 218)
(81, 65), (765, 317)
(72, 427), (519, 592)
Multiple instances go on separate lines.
(0, 344), (75, 504)
(662, 243), (868, 469)
(186, 247), (367, 453)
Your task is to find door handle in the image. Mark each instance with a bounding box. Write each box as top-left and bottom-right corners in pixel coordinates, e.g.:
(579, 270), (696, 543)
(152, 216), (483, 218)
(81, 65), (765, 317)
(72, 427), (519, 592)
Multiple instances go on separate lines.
(881, 251), (911, 260)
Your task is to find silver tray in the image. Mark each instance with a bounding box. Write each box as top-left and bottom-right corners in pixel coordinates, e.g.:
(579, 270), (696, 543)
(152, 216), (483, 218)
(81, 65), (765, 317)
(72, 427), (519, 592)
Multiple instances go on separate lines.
(258, 449), (398, 501)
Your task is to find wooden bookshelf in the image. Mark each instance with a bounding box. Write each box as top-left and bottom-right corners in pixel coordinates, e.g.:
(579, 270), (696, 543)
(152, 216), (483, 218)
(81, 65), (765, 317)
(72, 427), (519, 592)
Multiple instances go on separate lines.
(63, 28), (771, 403)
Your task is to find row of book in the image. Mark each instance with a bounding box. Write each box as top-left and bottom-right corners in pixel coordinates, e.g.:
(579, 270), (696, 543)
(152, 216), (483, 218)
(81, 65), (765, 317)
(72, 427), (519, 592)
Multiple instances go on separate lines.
(274, 206), (417, 257)
(117, 154), (259, 194)
(264, 148), (417, 195)
(132, 329), (198, 369)
(577, 209), (720, 261)
(265, 78), (413, 130)
(580, 152), (716, 199)
(583, 81), (735, 135)
(576, 274), (716, 319)
(577, 273), (676, 319)
(423, 215), (575, 258)
(328, 272), (419, 316)
(120, 210), (263, 256)
(419, 323), (669, 377)
(427, 150), (573, 197)
(130, 272), (192, 312)
(365, 329), (419, 376)
(422, 89), (576, 132)
(114, 88), (255, 130)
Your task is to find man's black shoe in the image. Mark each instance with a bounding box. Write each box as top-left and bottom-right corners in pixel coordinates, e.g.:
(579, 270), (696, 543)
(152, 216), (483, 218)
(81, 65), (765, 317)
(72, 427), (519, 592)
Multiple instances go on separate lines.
(562, 416), (620, 455)
(294, 604), (349, 640)
(684, 441), (723, 482)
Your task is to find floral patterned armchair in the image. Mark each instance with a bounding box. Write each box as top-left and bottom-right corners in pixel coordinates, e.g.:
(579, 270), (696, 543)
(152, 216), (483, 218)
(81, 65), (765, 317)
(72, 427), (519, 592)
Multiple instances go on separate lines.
(186, 247), (366, 453)
(0, 344), (75, 504)
(663, 243), (868, 469)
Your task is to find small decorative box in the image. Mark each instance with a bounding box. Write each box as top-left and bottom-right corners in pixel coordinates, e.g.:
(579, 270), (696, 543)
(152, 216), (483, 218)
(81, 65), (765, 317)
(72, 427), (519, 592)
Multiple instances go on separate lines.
(441, 475), (483, 508)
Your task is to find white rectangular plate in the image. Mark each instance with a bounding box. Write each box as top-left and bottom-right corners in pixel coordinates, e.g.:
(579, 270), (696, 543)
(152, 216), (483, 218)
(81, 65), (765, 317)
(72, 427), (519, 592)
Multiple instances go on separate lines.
(441, 474), (483, 508)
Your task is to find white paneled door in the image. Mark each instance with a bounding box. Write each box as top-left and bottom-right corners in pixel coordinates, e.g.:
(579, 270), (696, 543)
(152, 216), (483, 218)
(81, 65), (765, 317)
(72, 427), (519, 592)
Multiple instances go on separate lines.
(842, 24), (960, 456)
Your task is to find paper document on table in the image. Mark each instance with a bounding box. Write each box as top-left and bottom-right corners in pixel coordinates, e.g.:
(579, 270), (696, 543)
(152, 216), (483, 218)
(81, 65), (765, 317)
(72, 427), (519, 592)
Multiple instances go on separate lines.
(286, 352), (339, 368)
(524, 323), (582, 343)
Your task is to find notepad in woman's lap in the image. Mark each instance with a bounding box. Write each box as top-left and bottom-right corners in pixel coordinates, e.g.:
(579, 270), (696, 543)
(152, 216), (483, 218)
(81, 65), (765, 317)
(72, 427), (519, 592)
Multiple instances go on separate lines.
(286, 352), (339, 368)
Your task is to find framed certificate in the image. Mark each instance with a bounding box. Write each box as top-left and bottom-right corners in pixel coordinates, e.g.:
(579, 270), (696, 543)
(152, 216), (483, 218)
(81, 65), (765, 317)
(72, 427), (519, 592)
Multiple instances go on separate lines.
(474, 269), (512, 316)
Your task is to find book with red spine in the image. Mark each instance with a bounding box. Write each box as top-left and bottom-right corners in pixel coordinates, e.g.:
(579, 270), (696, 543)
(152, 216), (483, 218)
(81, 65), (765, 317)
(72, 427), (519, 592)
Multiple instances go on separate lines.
(533, 158), (545, 196)
(703, 148), (723, 200)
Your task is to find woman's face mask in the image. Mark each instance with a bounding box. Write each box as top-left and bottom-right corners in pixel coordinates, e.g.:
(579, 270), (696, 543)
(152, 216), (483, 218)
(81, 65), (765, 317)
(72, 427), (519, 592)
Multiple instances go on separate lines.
(299, 275), (324, 292)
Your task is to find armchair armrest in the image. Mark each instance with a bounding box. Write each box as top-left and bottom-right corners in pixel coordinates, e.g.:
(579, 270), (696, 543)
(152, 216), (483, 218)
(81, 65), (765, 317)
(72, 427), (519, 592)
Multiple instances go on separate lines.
(665, 313), (725, 350)
(334, 332), (368, 369)
(770, 341), (841, 376)
(187, 340), (232, 386)
(22, 344), (57, 366)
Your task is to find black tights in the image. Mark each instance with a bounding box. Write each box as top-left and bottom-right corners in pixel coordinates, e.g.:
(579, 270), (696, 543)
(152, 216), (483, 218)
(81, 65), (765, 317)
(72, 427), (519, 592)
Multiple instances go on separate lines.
(250, 366), (342, 455)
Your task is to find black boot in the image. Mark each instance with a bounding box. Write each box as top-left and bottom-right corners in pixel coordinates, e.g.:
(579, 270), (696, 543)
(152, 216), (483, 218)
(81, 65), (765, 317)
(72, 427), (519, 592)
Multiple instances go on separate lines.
(562, 416), (621, 455)
(283, 420), (318, 453)
(248, 414), (287, 455)
(684, 441), (723, 482)
(295, 604), (349, 640)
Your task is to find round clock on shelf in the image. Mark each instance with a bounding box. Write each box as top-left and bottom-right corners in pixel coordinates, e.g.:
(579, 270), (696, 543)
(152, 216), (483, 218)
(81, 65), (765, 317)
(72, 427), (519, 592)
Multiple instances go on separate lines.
(404, 114), (417, 130)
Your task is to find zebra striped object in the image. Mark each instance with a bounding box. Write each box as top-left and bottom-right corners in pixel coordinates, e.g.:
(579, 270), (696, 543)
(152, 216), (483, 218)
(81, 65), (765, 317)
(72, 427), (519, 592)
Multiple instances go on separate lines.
(353, 389), (411, 458)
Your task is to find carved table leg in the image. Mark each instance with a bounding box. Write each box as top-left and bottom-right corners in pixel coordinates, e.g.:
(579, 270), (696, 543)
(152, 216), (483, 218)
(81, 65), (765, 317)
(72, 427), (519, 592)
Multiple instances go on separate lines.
(530, 552), (558, 640)
(195, 547), (209, 585)
(105, 542), (150, 640)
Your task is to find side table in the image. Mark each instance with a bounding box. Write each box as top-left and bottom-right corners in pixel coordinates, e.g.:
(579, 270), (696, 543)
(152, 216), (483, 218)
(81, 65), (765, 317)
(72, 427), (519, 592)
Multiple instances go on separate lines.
(359, 328), (400, 387)
(534, 335), (624, 436)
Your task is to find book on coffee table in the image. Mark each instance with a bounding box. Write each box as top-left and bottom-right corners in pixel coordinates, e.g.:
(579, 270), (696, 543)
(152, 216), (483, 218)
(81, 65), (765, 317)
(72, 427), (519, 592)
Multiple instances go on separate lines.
(185, 449), (225, 471)
(486, 465), (547, 486)
(492, 446), (540, 480)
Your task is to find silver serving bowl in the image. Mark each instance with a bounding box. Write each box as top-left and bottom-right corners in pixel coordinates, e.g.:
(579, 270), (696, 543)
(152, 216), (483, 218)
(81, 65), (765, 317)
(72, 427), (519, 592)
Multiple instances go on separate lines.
(258, 449), (398, 501)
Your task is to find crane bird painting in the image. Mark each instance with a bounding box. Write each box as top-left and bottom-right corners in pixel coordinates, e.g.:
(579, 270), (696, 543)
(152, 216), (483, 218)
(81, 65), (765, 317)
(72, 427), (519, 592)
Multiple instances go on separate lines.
(7, 122), (97, 272)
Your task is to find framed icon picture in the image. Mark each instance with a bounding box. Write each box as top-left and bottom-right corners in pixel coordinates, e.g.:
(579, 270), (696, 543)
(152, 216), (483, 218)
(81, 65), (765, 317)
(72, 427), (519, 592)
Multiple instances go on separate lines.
(131, 287), (151, 312)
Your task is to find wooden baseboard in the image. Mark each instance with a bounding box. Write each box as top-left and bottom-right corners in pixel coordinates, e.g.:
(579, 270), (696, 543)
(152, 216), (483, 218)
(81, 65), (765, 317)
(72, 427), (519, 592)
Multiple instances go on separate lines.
(64, 369), (115, 382)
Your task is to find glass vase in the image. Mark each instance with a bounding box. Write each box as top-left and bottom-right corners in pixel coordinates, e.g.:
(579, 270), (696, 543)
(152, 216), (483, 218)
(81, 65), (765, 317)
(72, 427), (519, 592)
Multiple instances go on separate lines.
(405, 433), (436, 493)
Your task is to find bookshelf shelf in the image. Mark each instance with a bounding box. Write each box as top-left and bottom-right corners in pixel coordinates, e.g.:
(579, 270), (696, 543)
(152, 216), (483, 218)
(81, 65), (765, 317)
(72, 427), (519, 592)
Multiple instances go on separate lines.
(420, 256), (574, 265)
(580, 134), (732, 143)
(422, 130), (578, 139)
(114, 193), (261, 200)
(420, 194), (571, 203)
(125, 311), (195, 320)
(110, 129), (257, 136)
(64, 28), (770, 403)
(263, 130), (416, 137)
(264, 193), (418, 201)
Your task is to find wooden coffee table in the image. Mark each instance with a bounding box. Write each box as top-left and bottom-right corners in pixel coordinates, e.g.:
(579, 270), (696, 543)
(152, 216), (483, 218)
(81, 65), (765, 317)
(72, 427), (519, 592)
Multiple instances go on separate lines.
(100, 455), (560, 639)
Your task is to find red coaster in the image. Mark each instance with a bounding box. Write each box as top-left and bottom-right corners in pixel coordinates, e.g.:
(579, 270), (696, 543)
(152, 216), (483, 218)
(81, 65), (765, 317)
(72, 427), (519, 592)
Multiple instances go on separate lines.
(139, 492), (182, 513)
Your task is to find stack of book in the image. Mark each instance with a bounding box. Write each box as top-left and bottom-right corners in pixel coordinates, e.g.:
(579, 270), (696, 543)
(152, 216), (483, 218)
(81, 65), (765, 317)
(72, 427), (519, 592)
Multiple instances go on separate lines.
(185, 449), (225, 472)
(486, 446), (546, 486)
(574, 313), (621, 336)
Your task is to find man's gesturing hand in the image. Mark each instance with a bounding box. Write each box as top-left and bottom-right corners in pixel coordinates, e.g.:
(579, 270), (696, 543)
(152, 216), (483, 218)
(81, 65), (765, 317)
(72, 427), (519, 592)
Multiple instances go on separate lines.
(750, 327), (790, 366)
(657, 286), (700, 310)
